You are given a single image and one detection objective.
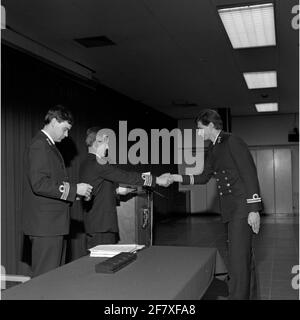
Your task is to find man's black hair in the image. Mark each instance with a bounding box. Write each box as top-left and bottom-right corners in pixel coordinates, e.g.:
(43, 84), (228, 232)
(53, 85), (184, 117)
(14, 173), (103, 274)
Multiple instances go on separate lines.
(195, 109), (223, 130)
(44, 104), (74, 125)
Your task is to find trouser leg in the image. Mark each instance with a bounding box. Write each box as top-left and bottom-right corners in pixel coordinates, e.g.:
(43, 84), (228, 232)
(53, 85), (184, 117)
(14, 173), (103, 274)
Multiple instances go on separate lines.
(29, 235), (66, 277)
(250, 249), (260, 300)
(86, 232), (119, 249)
(227, 218), (256, 300)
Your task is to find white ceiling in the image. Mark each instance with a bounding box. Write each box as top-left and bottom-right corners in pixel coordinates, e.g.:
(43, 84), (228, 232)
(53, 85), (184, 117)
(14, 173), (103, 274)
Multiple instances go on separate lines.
(2, 0), (299, 118)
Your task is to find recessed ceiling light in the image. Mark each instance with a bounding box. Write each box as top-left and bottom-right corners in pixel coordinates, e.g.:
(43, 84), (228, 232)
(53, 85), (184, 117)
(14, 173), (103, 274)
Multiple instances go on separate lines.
(255, 102), (278, 112)
(243, 71), (277, 89)
(218, 3), (276, 49)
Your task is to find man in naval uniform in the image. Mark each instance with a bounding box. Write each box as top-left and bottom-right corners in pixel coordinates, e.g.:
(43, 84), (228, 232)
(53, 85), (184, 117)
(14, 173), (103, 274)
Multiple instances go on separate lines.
(80, 127), (171, 249)
(170, 109), (261, 300)
(22, 105), (93, 277)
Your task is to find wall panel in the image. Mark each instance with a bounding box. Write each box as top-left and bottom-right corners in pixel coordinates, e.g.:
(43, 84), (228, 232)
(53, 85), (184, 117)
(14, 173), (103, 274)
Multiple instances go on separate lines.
(256, 149), (275, 214)
(274, 149), (293, 214)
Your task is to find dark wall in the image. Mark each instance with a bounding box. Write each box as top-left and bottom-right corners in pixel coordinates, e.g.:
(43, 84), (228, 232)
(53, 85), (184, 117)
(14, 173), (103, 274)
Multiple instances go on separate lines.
(1, 44), (179, 274)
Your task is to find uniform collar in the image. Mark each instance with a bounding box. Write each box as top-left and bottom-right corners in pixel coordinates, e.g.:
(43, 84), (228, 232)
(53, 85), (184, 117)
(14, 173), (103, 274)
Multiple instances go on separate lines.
(213, 130), (222, 145)
(41, 130), (55, 145)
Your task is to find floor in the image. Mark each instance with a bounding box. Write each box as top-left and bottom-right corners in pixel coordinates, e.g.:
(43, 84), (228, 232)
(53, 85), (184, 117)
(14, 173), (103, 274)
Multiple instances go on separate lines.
(153, 214), (299, 300)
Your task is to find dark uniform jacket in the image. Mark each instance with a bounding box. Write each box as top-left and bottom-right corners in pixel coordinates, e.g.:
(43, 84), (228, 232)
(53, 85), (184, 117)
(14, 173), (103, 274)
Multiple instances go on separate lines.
(79, 153), (156, 234)
(22, 131), (77, 236)
(182, 131), (262, 222)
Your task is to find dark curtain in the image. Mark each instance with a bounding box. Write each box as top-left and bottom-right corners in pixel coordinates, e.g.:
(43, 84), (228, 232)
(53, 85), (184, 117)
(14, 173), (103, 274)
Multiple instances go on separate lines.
(1, 44), (178, 275)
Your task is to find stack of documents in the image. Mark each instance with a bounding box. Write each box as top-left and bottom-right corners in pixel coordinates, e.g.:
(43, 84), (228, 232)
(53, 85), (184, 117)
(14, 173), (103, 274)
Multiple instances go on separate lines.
(89, 244), (145, 257)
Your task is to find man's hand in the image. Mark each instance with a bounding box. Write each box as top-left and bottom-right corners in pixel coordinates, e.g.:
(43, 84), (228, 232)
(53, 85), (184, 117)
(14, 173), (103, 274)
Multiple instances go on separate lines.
(248, 211), (260, 234)
(156, 173), (173, 187)
(116, 187), (136, 195)
(171, 174), (183, 183)
(76, 183), (93, 198)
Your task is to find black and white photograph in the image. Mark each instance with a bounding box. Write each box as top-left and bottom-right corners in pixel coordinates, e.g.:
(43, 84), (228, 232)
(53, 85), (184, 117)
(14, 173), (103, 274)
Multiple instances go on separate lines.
(0, 0), (299, 305)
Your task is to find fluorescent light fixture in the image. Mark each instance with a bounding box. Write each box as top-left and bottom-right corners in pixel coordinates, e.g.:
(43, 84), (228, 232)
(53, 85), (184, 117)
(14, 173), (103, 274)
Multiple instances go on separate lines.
(255, 103), (278, 112)
(218, 3), (276, 48)
(243, 71), (277, 89)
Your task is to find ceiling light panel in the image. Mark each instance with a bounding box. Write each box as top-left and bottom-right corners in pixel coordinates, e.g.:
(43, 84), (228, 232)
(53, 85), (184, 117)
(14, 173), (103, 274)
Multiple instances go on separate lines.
(218, 3), (276, 49)
(243, 71), (277, 89)
(255, 102), (278, 112)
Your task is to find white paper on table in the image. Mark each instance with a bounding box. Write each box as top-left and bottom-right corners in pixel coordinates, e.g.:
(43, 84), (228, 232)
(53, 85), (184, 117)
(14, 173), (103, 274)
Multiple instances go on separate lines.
(89, 244), (145, 257)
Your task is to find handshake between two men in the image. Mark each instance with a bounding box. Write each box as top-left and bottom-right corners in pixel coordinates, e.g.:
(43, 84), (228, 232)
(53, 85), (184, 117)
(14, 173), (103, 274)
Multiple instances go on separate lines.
(116, 173), (182, 196)
(79, 173), (182, 200)
(156, 173), (183, 187)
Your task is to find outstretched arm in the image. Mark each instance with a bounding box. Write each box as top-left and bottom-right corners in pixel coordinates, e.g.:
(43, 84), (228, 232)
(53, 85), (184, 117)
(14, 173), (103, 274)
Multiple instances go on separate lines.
(168, 146), (214, 186)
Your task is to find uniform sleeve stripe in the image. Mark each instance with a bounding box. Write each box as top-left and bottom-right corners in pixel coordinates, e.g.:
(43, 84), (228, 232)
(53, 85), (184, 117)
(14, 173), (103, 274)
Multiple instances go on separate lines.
(59, 184), (65, 200)
(148, 175), (152, 187)
(142, 173), (152, 187)
(189, 175), (194, 185)
(247, 199), (262, 203)
(65, 182), (70, 199)
(247, 193), (261, 203)
(247, 197), (261, 200)
(60, 181), (70, 200)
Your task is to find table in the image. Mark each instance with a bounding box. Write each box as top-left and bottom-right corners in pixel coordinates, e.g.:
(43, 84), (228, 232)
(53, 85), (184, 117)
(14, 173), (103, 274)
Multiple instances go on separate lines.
(1, 246), (227, 300)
